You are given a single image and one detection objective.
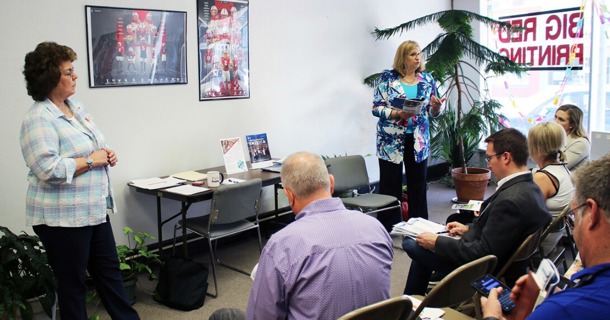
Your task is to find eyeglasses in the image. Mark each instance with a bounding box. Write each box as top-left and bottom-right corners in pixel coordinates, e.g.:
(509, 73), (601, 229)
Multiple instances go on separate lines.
(484, 152), (504, 162)
(63, 68), (76, 78)
(565, 202), (587, 229)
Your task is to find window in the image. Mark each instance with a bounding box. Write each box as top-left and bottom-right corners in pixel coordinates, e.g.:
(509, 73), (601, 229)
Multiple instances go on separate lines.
(482, 0), (609, 133)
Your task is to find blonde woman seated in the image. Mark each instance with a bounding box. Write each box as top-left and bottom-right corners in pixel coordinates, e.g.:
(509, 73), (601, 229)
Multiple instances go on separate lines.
(528, 122), (574, 254)
(554, 104), (590, 170)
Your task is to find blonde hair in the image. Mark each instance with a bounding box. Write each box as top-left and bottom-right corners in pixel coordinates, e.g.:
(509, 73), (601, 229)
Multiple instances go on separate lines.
(393, 40), (425, 77)
(528, 122), (567, 162)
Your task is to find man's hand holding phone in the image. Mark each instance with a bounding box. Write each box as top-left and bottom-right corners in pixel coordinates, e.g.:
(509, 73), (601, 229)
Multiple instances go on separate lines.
(481, 287), (508, 320)
(472, 274), (515, 314)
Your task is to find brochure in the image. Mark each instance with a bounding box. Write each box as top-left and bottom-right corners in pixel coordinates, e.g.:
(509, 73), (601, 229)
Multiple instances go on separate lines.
(451, 200), (484, 211)
(390, 97), (425, 114)
(219, 137), (248, 174)
(246, 133), (273, 169)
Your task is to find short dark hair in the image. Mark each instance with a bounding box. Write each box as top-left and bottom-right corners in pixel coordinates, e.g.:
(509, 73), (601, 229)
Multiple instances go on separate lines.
(23, 42), (77, 101)
(484, 128), (529, 167)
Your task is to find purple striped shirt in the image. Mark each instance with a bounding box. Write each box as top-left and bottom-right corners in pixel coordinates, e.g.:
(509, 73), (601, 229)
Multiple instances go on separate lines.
(246, 198), (393, 320)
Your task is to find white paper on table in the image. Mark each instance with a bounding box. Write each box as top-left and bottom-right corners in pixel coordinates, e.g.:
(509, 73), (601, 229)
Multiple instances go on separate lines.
(164, 184), (209, 195)
(129, 177), (183, 190)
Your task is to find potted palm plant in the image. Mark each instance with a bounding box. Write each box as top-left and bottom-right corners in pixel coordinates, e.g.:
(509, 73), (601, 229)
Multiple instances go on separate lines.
(365, 7), (527, 202)
(0, 225), (56, 320)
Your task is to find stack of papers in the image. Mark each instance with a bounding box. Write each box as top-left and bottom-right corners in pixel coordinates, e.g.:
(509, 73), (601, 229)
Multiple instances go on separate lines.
(391, 218), (446, 238)
(171, 171), (207, 181)
(129, 177), (183, 190)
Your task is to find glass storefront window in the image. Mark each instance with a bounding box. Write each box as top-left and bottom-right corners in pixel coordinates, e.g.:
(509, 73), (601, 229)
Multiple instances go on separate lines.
(482, 0), (609, 133)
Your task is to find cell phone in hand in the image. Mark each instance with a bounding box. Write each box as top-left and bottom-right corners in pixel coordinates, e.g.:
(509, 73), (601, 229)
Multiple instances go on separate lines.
(471, 274), (515, 313)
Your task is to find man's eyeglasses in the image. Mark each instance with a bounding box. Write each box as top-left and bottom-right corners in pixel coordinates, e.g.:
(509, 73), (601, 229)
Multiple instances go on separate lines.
(565, 202), (587, 229)
(484, 152), (504, 162)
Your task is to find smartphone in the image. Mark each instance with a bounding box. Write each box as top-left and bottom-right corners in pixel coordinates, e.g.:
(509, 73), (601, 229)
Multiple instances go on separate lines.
(471, 274), (515, 313)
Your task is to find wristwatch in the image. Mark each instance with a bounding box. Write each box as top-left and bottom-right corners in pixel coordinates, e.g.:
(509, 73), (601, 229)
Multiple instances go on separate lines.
(85, 156), (94, 171)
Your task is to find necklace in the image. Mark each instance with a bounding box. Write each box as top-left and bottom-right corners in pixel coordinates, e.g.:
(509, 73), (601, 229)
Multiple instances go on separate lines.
(402, 75), (418, 84)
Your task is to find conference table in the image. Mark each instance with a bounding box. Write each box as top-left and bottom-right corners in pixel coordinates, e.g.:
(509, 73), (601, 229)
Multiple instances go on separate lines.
(128, 164), (284, 256)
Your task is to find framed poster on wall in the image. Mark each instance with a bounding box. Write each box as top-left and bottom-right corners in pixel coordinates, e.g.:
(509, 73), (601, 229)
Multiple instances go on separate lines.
(197, 0), (249, 100)
(85, 6), (187, 88)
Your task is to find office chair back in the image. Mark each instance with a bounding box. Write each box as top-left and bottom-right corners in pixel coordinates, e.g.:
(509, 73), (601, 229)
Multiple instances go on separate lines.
(325, 155), (371, 195)
(407, 255), (497, 320)
(337, 295), (413, 320)
(210, 178), (262, 225)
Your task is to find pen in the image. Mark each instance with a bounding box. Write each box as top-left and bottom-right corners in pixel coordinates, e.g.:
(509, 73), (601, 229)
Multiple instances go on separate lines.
(436, 230), (450, 234)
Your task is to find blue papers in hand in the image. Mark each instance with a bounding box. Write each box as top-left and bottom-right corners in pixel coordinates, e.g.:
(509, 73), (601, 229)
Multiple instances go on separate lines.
(390, 97), (425, 114)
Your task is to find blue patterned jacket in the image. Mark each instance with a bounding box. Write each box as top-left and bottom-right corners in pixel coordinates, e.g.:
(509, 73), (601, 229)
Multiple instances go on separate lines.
(372, 69), (439, 164)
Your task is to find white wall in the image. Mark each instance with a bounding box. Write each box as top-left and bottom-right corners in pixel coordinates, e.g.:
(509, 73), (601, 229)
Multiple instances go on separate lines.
(0, 0), (448, 245)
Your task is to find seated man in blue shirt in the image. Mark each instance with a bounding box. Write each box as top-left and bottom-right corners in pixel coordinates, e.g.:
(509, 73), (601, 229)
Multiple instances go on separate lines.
(481, 153), (610, 320)
(210, 152), (394, 320)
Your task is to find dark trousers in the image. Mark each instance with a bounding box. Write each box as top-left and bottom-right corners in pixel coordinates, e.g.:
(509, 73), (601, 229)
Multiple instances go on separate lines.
(34, 216), (140, 320)
(379, 133), (429, 220)
(402, 237), (456, 295)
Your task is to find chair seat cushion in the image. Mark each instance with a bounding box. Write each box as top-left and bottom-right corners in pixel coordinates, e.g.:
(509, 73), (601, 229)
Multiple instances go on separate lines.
(341, 194), (398, 210)
(181, 216), (257, 239)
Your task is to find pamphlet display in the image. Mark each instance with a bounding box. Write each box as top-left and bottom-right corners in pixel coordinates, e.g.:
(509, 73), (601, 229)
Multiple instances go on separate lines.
(219, 137), (248, 174)
(246, 133), (273, 169)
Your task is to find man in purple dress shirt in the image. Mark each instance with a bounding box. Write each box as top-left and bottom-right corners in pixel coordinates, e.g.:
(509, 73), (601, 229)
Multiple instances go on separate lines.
(245, 151), (394, 319)
(209, 152), (394, 320)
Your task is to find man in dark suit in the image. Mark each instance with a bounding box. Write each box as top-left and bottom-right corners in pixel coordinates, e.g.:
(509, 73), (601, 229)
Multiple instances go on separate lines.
(403, 128), (552, 295)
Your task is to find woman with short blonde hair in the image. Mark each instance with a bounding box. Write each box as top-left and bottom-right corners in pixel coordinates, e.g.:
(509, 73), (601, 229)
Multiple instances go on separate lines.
(528, 122), (574, 254)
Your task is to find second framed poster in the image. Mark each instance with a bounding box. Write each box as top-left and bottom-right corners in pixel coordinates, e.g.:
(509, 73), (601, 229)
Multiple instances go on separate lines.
(197, 0), (250, 100)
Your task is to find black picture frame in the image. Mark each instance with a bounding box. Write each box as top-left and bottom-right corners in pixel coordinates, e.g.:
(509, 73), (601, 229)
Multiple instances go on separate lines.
(197, 0), (250, 100)
(85, 5), (187, 88)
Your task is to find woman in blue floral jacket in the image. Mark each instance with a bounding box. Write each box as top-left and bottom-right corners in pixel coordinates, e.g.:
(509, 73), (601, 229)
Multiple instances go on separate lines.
(372, 40), (444, 225)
